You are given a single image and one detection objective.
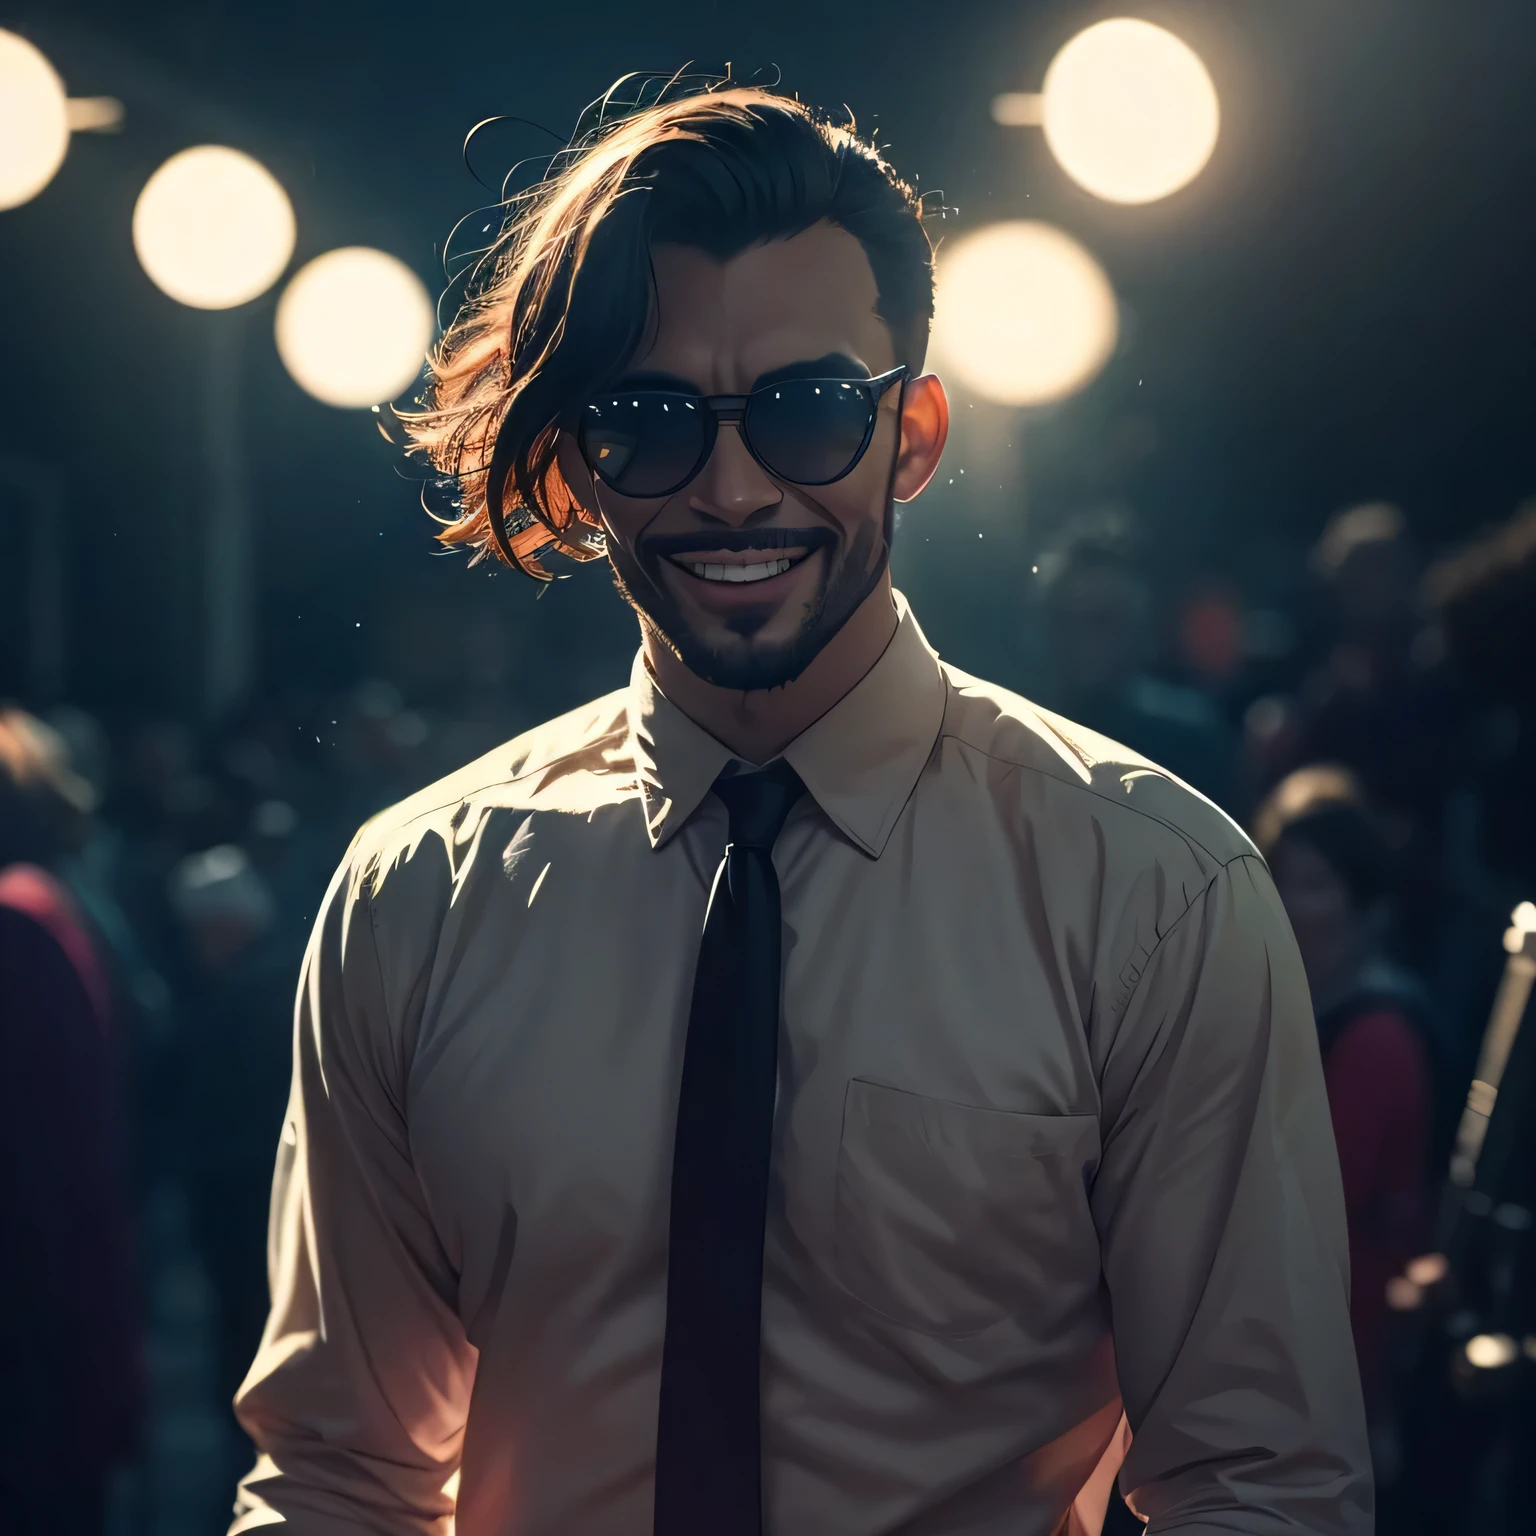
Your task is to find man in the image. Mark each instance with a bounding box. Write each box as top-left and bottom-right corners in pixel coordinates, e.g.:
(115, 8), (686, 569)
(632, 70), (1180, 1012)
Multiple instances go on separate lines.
(231, 82), (1371, 1535)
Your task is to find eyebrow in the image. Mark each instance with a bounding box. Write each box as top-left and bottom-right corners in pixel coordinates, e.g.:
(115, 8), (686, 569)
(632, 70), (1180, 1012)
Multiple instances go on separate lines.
(611, 369), (700, 393)
(611, 353), (874, 398)
(751, 353), (872, 392)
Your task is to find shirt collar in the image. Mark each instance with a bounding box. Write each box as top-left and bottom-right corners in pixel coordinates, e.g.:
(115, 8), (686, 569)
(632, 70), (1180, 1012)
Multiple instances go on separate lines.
(628, 590), (947, 858)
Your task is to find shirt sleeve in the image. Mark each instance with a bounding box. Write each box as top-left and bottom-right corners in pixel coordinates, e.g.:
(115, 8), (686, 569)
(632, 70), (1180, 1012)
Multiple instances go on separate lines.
(229, 848), (476, 1536)
(1091, 854), (1373, 1534)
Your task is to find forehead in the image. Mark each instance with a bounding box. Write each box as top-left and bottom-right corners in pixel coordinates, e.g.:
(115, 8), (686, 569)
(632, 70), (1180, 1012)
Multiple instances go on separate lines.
(638, 220), (895, 389)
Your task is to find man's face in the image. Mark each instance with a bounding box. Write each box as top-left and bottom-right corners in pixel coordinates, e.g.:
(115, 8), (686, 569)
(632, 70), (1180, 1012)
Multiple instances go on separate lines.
(559, 222), (904, 692)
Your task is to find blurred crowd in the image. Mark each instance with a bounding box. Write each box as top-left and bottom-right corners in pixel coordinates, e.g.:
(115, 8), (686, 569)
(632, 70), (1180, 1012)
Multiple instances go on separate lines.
(4, 497), (1536, 1533)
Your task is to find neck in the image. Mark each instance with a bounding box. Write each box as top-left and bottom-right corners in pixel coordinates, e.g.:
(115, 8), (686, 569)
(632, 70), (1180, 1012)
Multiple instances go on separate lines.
(644, 573), (899, 764)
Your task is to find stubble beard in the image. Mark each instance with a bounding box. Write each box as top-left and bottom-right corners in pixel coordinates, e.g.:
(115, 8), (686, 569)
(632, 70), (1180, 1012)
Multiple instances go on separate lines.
(606, 510), (891, 694)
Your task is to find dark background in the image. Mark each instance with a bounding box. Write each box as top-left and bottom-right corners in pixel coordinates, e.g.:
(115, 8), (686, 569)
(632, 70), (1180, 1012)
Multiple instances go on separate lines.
(3, 0), (1534, 719)
(3, 4), (1536, 1531)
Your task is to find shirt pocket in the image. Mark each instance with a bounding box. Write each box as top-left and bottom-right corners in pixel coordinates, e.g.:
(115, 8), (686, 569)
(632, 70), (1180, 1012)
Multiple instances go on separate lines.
(833, 1079), (1101, 1338)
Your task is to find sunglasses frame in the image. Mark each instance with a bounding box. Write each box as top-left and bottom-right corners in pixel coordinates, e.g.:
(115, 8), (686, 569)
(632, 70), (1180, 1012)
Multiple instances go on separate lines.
(576, 365), (909, 499)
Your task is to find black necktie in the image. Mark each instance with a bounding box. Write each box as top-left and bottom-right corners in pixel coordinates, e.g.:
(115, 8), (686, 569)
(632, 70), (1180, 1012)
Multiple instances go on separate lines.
(654, 760), (806, 1536)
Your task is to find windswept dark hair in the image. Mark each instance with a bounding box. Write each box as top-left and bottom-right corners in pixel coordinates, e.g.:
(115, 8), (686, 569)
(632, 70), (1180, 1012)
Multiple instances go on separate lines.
(404, 76), (936, 579)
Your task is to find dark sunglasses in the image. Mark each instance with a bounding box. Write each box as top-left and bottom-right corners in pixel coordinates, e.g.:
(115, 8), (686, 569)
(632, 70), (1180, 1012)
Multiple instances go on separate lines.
(575, 366), (908, 499)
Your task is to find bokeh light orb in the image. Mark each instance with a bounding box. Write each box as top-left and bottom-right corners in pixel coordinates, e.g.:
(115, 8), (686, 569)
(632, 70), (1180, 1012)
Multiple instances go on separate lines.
(1464, 1333), (1518, 1372)
(133, 145), (296, 309)
(0, 30), (69, 211)
(1043, 18), (1220, 205)
(931, 221), (1117, 406)
(275, 247), (434, 408)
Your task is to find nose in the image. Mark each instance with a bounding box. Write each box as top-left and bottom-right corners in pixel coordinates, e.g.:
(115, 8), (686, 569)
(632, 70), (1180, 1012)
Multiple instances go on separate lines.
(686, 421), (782, 526)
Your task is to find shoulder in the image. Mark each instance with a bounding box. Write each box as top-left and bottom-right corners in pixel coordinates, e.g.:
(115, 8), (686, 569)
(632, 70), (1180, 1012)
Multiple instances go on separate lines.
(0, 868), (99, 1020)
(936, 663), (1254, 872)
(0, 864), (109, 1017)
(304, 687), (636, 1024)
(0, 862), (75, 928)
(346, 686), (634, 894)
(0, 871), (65, 958)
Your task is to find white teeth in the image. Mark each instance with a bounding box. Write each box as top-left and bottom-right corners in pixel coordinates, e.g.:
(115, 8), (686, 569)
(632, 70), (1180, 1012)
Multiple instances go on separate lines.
(686, 557), (794, 583)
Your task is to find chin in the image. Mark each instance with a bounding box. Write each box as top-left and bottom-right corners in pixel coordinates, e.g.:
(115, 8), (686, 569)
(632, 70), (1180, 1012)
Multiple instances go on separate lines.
(683, 638), (820, 694)
(644, 609), (822, 693)
(610, 527), (888, 695)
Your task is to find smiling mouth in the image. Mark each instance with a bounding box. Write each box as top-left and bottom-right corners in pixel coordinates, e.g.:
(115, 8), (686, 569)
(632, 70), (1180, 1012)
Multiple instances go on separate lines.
(671, 552), (809, 584)
(645, 528), (831, 591)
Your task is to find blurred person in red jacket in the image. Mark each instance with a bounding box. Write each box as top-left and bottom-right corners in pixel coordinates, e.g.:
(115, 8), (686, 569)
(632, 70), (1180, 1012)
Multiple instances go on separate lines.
(1253, 765), (1433, 1416)
(0, 707), (142, 1535)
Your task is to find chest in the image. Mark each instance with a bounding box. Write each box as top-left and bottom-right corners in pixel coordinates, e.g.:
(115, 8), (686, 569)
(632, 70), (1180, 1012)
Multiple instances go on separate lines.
(403, 805), (1103, 1339)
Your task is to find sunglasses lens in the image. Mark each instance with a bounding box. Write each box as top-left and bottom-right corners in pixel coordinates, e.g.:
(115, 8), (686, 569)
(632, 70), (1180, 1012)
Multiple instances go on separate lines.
(746, 378), (876, 484)
(580, 394), (706, 497)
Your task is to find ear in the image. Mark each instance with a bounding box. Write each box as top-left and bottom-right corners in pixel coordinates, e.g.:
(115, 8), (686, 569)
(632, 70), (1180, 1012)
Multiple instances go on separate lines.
(891, 373), (950, 503)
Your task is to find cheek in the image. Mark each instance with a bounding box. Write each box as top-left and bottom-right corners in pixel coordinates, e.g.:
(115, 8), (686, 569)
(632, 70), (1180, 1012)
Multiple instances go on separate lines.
(819, 424), (898, 538)
(597, 497), (650, 555)
(557, 433), (661, 546)
(589, 485), (674, 560)
(818, 484), (880, 541)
